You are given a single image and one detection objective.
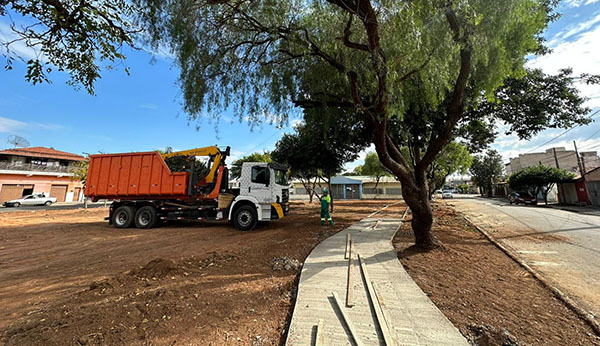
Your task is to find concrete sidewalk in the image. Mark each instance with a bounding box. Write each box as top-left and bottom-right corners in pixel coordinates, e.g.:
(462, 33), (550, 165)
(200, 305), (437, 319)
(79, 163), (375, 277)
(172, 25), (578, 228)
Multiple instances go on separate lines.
(549, 204), (600, 217)
(285, 218), (468, 346)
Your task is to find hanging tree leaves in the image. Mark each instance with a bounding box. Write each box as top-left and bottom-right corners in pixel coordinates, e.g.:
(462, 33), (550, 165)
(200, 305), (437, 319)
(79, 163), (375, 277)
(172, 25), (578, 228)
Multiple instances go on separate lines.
(1, 0), (138, 94)
(135, 0), (590, 249)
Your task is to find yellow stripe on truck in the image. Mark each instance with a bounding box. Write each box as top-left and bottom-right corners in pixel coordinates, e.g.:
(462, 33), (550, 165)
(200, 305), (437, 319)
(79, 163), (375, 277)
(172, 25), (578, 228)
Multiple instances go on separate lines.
(271, 203), (284, 219)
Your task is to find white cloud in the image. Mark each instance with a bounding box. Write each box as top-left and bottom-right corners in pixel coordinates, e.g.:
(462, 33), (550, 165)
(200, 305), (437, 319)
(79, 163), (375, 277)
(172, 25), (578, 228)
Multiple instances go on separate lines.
(344, 144), (375, 172)
(0, 116), (67, 133)
(564, 0), (600, 7)
(555, 13), (600, 41)
(289, 118), (304, 129)
(529, 24), (600, 108)
(0, 116), (26, 132)
(138, 103), (159, 110)
(0, 21), (44, 62)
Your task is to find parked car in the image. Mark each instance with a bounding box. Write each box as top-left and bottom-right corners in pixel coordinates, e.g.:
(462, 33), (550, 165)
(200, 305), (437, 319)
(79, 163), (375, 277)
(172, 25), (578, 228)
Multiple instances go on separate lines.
(2, 194), (57, 207)
(508, 192), (537, 205)
(442, 190), (453, 199)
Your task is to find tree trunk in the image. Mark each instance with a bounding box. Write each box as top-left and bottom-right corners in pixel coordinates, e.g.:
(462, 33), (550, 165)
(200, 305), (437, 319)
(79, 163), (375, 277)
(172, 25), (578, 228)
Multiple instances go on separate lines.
(401, 178), (438, 250)
(300, 178), (314, 203)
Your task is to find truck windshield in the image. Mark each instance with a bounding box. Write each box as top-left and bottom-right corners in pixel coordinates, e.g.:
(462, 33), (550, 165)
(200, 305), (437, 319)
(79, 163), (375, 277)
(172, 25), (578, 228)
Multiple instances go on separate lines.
(275, 170), (288, 185)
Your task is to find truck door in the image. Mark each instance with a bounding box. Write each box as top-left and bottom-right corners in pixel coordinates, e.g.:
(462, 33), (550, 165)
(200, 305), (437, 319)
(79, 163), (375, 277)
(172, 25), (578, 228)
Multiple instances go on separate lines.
(248, 165), (272, 203)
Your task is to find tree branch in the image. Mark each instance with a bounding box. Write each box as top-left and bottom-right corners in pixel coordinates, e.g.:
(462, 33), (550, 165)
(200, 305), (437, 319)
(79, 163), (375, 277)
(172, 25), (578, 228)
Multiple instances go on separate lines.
(337, 14), (369, 52)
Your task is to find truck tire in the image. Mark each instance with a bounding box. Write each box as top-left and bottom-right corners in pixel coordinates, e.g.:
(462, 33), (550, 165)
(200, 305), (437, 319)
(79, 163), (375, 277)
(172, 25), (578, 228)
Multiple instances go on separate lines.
(44, 201), (52, 206)
(134, 206), (158, 229)
(112, 206), (135, 228)
(233, 205), (257, 231)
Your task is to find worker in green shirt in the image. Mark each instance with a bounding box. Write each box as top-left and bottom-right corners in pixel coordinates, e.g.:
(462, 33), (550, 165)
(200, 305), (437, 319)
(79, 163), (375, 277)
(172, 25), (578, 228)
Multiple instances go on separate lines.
(320, 189), (333, 225)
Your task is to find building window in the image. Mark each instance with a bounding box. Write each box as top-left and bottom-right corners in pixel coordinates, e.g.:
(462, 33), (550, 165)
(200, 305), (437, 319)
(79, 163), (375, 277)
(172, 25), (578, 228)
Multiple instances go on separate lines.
(386, 188), (402, 195)
(30, 158), (48, 166)
(363, 187), (383, 195)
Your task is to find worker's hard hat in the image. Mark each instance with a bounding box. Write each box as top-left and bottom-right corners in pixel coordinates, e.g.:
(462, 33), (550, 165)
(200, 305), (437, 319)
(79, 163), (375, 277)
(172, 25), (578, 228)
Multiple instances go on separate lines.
(323, 189), (329, 194)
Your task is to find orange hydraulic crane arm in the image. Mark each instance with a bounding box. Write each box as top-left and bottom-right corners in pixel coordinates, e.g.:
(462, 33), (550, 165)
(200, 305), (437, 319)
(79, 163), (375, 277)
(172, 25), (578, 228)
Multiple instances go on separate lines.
(161, 146), (230, 183)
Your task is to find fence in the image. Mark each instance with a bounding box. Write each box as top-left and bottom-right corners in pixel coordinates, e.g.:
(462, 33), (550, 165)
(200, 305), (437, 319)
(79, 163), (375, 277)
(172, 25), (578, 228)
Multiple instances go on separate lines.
(0, 161), (72, 173)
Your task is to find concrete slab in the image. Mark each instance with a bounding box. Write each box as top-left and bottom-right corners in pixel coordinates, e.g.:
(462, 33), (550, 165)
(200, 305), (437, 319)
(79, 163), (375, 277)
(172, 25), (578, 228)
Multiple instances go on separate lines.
(286, 218), (469, 346)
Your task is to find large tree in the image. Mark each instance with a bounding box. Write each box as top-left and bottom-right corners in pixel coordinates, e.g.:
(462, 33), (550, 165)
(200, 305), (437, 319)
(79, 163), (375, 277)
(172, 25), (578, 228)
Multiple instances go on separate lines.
(507, 165), (574, 205)
(470, 149), (504, 197)
(1, 1), (137, 93)
(355, 152), (391, 194)
(137, 0), (591, 249)
(272, 108), (367, 205)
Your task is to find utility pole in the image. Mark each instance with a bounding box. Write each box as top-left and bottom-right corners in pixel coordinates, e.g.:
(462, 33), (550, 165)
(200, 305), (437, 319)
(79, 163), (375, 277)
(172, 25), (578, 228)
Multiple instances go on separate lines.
(552, 148), (560, 169)
(574, 140), (591, 205)
(574, 141), (585, 181)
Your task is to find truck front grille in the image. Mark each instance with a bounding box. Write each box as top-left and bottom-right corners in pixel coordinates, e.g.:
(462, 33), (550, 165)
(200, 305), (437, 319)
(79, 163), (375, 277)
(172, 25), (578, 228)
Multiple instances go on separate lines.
(282, 189), (289, 203)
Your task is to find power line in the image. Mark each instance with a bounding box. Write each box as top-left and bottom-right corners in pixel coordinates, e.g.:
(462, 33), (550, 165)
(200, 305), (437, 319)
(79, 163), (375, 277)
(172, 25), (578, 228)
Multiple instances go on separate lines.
(240, 128), (283, 156)
(525, 109), (600, 153)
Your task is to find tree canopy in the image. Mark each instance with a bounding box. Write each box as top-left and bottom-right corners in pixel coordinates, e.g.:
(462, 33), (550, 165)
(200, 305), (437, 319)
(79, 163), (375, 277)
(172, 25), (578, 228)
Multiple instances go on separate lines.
(230, 152), (271, 179)
(426, 142), (472, 195)
(507, 165), (574, 204)
(1, 0), (137, 93)
(272, 109), (367, 203)
(470, 149), (504, 197)
(135, 0), (592, 249)
(354, 152), (391, 192)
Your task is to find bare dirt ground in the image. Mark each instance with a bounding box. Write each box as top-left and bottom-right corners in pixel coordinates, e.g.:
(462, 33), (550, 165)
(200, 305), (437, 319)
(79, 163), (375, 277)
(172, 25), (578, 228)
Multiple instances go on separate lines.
(394, 202), (600, 346)
(0, 200), (399, 346)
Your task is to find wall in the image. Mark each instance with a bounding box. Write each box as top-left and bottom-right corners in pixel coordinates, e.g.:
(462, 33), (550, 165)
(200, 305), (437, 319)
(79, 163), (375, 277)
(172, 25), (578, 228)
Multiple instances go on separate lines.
(506, 148), (584, 176)
(562, 183), (579, 204)
(0, 173), (83, 202)
(586, 168), (600, 182)
(586, 181), (600, 207)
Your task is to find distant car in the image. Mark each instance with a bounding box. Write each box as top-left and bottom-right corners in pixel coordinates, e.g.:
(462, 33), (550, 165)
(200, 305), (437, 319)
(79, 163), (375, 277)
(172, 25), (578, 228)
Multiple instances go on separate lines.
(2, 194), (57, 207)
(508, 192), (537, 205)
(442, 190), (453, 199)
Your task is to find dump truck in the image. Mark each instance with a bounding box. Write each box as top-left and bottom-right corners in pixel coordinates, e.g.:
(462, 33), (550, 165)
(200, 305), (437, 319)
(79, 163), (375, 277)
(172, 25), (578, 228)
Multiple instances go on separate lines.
(85, 146), (289, 230)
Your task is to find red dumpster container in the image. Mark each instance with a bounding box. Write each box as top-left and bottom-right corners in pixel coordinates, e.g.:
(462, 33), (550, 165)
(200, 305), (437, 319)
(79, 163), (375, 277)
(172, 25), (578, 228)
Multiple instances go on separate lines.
(85, 151), (189, 201)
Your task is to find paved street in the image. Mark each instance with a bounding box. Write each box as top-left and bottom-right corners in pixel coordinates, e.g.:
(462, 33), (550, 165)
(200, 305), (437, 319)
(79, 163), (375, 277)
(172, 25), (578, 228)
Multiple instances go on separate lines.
(0, 201), (107, 213)
(449, 195), (600, 318)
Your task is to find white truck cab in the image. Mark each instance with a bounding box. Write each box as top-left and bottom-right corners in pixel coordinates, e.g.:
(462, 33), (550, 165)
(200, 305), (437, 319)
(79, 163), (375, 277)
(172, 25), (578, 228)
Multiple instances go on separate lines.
(227, 162), (290, 230)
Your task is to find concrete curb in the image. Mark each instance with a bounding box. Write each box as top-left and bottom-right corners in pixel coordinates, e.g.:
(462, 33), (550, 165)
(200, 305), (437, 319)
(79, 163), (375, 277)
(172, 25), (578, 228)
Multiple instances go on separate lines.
(461, 214), (600, 337)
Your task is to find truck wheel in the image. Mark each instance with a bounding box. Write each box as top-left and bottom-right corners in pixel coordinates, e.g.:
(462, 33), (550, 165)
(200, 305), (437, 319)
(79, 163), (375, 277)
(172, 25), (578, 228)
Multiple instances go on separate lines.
(233, 205), (257, 231)
(134, 206), (158, 229)
(44, 201), (52, 206)
(113, 206), (135, 228)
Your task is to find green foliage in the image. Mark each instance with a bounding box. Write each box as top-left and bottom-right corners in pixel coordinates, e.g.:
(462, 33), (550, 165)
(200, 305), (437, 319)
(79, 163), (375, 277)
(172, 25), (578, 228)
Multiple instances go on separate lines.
(464, 68), (594, 146)
(230, 152), (271, 179)
(272, 108), (368, 181)
(164, 155), (209, 178)
(1, 1), (137, 94)
(507, 165), (574, 204)
(134, 0), (572, 245)
(70, 160), (89, 183)
(427, 142), (472, 193)
(470, 149), (504, 197)
(360, 152), (391, 178)
(135, 0), (555, 125)
(456, 183), (470, 193)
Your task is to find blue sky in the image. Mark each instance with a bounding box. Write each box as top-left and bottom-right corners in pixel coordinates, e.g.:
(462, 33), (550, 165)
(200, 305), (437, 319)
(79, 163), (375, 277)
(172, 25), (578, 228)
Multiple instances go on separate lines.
(1, 1), (600, 170)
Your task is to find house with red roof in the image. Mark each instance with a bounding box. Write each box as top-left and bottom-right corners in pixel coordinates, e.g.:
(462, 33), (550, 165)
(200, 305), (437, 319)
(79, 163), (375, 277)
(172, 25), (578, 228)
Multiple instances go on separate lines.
(0, 147), (85, 204)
